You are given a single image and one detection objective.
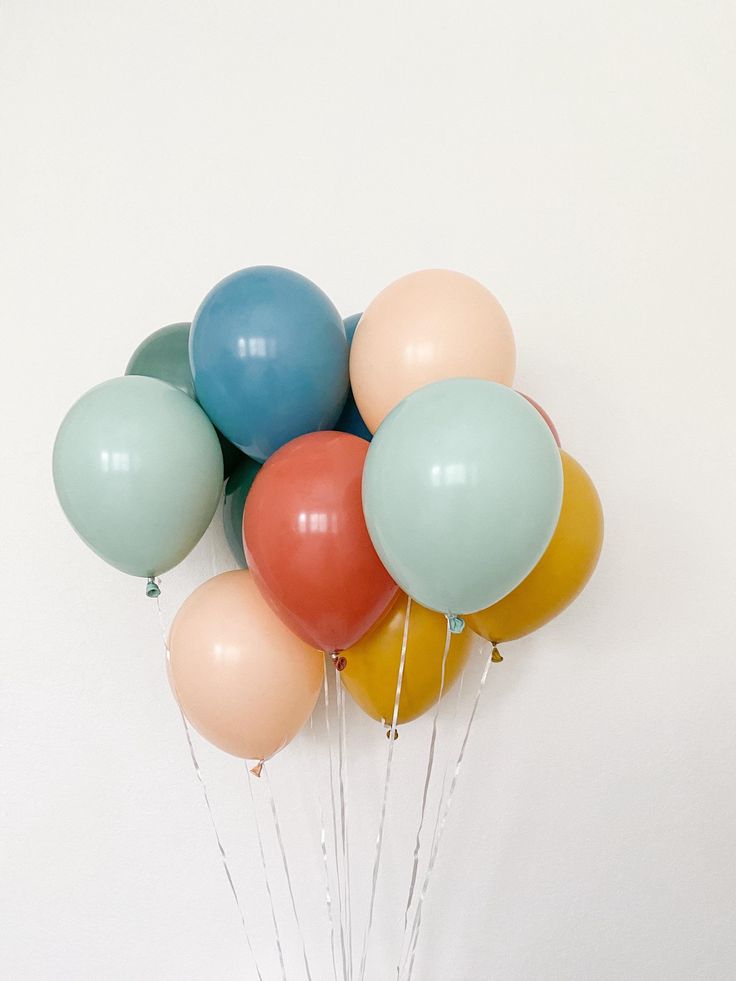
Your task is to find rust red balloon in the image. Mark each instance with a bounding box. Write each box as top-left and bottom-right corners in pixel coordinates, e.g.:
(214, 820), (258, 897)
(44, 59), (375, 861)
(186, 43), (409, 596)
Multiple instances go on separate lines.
(243, 431), (398, 653)
(518, 392), (561, 447)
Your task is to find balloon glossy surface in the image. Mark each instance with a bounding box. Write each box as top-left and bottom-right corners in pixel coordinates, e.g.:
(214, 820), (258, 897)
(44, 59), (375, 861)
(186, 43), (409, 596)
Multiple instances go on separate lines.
(362, 379), (563, 615)
(350, 269), (516, 433)
(244, 431), (398, 652)
(190, 266), (349, 461)
(466, 451), (603, 643)
(168, 571), (322, 760)
(53, 376), (223, 577)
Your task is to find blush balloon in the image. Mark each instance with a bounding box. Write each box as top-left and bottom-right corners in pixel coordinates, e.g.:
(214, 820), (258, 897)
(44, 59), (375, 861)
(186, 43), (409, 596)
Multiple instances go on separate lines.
(350, 269), (516, 433)
(168, 571), (322, 761)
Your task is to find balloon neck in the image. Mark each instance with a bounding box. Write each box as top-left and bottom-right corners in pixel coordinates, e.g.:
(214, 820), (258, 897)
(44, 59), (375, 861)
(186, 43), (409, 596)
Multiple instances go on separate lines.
(447, 614), (465, 634)
(250, 760), (264, 778)
(385, 726), (399, 741)
(491, 644), (503, 663)
(146, 577), (161, 599)
(330, 652), (347, 672)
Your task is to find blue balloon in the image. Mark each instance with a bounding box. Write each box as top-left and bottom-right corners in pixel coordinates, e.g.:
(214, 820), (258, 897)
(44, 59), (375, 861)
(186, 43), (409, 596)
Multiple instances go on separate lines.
(335, 313), (372, 441)
(190, 266), (349, 461)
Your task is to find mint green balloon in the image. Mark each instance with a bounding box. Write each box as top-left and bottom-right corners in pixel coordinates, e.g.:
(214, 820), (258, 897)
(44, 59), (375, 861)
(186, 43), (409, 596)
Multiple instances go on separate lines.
(362, 379), (563, 615)
(53, 376), (223, 578)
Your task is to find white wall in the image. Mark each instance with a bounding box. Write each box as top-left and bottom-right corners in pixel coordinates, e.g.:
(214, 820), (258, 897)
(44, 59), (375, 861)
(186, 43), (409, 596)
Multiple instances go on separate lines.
(2, 1), (735, 978)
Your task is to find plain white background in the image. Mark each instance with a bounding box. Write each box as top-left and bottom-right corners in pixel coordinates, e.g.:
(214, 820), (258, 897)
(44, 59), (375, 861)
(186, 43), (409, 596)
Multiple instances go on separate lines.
(2, 1), (735, 978)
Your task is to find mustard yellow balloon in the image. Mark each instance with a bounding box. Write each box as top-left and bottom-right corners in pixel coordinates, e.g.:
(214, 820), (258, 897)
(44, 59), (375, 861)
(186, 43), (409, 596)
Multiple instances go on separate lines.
(341, 592), (480, 725)
(466, 451), (603, 644)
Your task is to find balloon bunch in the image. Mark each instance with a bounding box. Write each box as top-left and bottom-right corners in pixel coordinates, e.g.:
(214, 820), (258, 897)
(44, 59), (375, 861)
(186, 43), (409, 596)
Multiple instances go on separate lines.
(53, 265), (603, 769)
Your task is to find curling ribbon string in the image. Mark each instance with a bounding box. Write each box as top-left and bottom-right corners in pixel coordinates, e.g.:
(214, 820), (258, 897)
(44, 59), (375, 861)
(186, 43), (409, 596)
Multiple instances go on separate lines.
(154, 595), (264, 981)
(402, 649), (492, 981)
(422, 660), (468, 869)
(263, 766), (314, 981)
(336, 672), (354, 980)
(324, 660), (349, 981)
(246, 767), (288, 981)
(395, 617), (452, 978)
(308, 714), (340, 981)
(358, 594), (412, 981)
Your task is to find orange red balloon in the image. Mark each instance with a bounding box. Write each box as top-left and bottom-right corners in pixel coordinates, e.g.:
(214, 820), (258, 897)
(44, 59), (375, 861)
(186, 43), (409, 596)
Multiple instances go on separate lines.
(243, 431), (398, 653)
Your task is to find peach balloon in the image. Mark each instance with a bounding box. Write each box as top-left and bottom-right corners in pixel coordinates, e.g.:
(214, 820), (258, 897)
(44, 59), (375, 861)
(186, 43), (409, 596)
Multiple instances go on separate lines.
(349, 269), (516, 433)
(168, 571), (323, 761)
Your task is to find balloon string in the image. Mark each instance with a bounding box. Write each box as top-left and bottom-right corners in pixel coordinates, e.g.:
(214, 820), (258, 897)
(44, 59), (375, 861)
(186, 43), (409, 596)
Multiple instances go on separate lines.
(395, 618), (452, 979)
(324, 661), (349, 981)
(308, 714), (340, 981)
(358, 594), (412, 981)
(246, 768), (288, 981)
(153, 596), (264, 981)
(402, 649), (492, 981)
(424, 661), (468, 852)
(179, 711), (264, 981)
(411, 656), (468, 931)
(263, 766), (315, 981)
(336, 672), (354, 980)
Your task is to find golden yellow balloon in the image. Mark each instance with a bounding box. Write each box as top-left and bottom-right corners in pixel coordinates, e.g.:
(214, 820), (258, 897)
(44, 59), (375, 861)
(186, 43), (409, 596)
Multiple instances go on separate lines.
(466, 451), (603, 644)
(342, 593), (479, 725)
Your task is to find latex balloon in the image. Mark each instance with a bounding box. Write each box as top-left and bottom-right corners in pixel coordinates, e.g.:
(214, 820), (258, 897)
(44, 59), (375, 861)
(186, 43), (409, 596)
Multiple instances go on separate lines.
(519, 392), (561, 447)
(350, 269), (516, 433)
(190, 266), (349, 462)
(362, 379), (563, 616)
(127, 323), (195, 395)
(342, 593), (481, 725)
(168, 571), (323, 761)
(222, 457), (262, 568)
(244, 431), (398, 653)
(466, 451), (603, 643)
(53, 376), (223, 578)
(335, 313), (372, 441)
(126, 322), (243, 477)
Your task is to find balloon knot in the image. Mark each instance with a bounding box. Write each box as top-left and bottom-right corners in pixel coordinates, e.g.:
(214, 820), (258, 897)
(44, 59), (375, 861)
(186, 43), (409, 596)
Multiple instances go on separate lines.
(385, 727), (399, 740)
(491, 645), (503, 663)
(448, 615), (465, 634)
(146, 577), (161, 599)
(250, 761), (264, 778)
(331, 652), (347, 672)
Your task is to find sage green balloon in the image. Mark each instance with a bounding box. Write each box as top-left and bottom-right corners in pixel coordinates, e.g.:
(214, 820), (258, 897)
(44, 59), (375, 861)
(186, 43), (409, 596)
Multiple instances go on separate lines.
(362, 378), (563, 616)
(126, 322), (243, 478)
(222, 457), (262, 567)
(126, 322), (196, 397)
(53, 376), (224, 578)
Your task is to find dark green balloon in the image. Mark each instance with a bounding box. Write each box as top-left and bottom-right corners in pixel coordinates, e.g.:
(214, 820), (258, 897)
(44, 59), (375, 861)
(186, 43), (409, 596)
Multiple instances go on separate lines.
(223, 457), (262, 567)
(126, 323), (243, 478)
